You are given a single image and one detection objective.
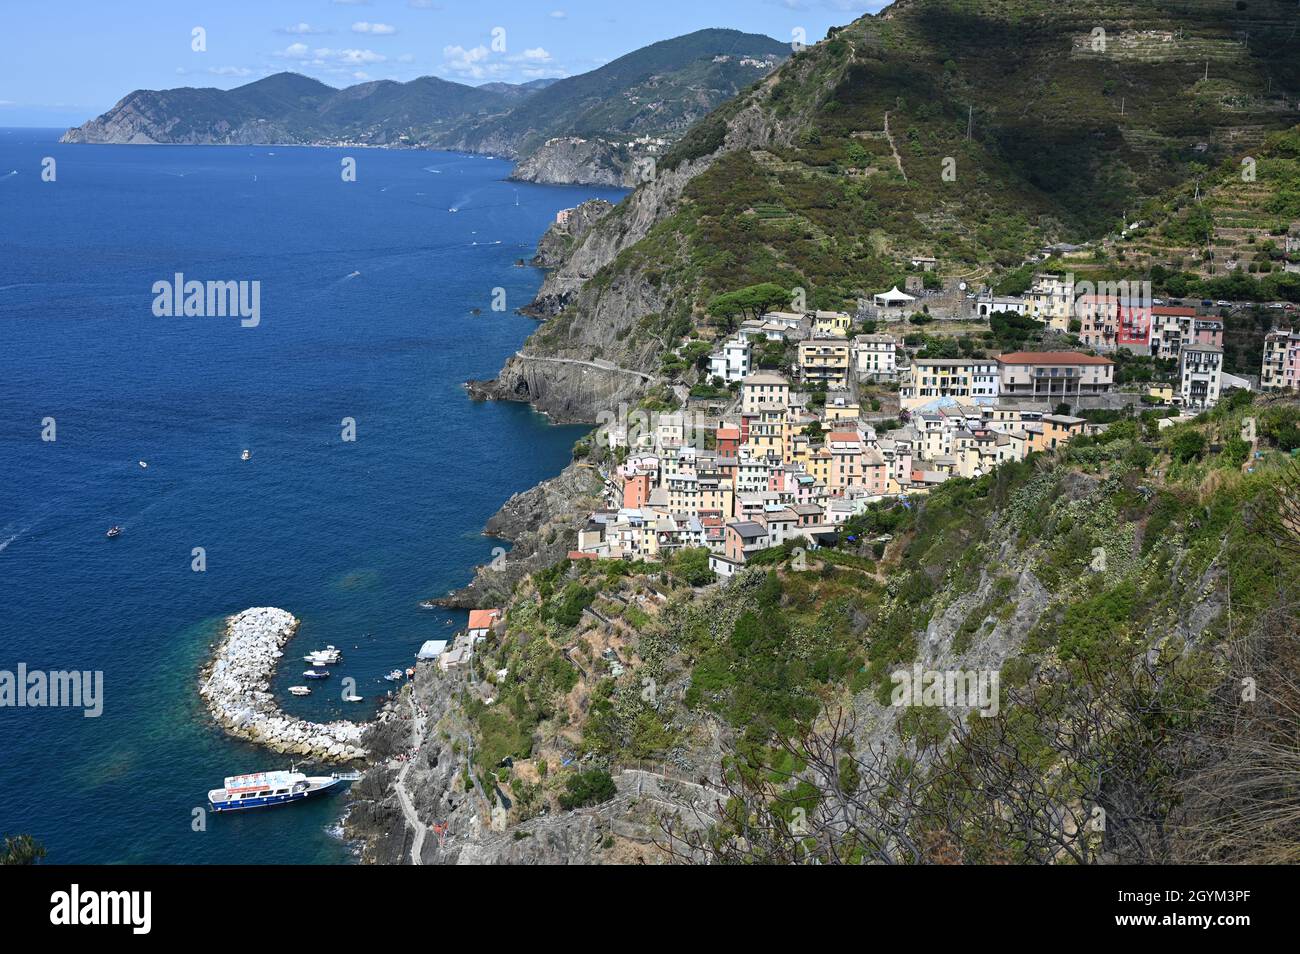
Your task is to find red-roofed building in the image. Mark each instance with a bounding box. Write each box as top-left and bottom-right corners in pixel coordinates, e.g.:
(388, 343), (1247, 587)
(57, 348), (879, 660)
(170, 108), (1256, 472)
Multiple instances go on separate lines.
(996, 351), (1114, 399)
(467, 608), (502, 639)
(716, 426), (741, 458)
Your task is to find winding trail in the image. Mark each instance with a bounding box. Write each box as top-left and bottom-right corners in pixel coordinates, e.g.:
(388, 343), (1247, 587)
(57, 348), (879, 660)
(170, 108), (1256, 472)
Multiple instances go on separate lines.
(883, 111), (908, 182)
(513, 351), (657, 383)
(392, 692), (428, 865)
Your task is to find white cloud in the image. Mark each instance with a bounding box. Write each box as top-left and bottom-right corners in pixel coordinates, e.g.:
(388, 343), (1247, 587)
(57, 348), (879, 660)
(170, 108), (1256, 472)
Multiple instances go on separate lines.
(279, 22), (326, 35)
(517, 47), (552, 62)
(408, 0), (440, 7)
(352, 22), (397, 35)
(275, 44), (387, 70)
(549, 10), (567, 17)
(442, 43), (491, 78)
(208, 66), (254, 77)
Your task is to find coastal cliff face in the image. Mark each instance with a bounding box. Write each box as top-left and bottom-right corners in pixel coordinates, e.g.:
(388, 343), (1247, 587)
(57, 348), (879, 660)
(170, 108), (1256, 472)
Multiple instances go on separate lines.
(529, 199), (616, 270)
(510, 138), (638, 188)
(60, 90), (309, 145)
(435, 457), (605, 609)
(477, 89), (804, 423)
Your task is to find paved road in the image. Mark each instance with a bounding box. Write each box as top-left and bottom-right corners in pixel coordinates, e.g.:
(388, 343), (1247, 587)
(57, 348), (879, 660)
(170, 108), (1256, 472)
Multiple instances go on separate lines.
(514, 351), (657, 383)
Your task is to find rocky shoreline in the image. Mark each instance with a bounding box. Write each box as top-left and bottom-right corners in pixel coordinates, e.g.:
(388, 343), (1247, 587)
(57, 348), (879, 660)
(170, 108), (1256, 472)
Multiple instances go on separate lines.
(199, 607), (367, 763)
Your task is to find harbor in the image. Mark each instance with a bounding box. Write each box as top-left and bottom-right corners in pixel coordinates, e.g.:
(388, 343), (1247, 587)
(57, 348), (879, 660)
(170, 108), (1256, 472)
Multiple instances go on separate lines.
(199, 607), (368, 764)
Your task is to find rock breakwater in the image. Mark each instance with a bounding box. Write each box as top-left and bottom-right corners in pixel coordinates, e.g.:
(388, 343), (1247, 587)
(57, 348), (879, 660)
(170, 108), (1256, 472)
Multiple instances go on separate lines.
(199, 607), (367, 762)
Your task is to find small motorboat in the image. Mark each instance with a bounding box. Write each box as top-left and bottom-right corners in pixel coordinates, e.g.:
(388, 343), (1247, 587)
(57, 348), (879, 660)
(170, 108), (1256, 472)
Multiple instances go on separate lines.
(303, 646), (341, 665)
(343, 693), (363, 703)
(303, 669), (330, 680)
(138, 461), (148, 469)
(384, 669), (404, 682)
(288, 686), (311, 696)
(105, 526), (123, 539)
(241, 449), (251, 461)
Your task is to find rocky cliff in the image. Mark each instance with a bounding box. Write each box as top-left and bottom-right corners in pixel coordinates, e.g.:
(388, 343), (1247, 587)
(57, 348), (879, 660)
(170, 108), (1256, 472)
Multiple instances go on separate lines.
(510, 138), (639, 188)
(432, 457), (605, 609)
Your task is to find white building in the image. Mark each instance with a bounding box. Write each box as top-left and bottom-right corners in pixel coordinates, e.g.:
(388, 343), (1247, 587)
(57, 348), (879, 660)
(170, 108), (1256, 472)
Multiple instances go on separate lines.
(709, 337), (751, 383)
(1179, 344), (1222, 410)
(852, 333), (897, 378)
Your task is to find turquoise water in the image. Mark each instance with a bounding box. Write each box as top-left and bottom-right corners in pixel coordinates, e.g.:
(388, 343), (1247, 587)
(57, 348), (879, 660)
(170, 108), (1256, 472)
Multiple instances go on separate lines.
(0, 128), (624, 863)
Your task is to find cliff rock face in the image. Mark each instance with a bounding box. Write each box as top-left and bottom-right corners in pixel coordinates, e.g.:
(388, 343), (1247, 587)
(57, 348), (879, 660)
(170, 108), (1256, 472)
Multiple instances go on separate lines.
(479, 91), (802, 423)
(529, 199), (616, 270)
(511, 138), (638, 188)
(434, 458), (605, 608)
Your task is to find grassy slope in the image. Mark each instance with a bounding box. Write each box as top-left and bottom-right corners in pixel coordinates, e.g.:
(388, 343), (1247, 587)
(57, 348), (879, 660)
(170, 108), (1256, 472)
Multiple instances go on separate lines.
(542, 0), (1300, 359)
(458, 393), (1300, 860)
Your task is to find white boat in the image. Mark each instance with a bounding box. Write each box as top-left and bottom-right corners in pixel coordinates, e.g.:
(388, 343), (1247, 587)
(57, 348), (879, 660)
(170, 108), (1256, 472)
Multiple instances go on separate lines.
(343, 693), (363, 703)
(303, 646), (342, 665)
(241, 449), (251, 461)
(138, 461), (148, 469)
(384, 669), (404, 682)
(288, 686), (311, 696)
(207, 768), (360, 812)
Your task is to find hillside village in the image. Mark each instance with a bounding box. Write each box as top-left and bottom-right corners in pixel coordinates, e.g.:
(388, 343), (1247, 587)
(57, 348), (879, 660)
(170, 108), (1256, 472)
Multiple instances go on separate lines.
(553, 267), (1298, 581)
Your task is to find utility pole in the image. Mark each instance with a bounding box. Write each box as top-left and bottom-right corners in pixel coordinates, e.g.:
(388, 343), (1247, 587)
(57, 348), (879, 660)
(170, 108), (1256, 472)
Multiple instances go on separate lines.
(967, 105), (973, 141)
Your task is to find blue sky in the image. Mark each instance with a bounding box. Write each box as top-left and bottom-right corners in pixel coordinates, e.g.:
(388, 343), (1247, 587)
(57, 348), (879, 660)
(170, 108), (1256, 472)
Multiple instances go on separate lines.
(0, 0), (891, 126)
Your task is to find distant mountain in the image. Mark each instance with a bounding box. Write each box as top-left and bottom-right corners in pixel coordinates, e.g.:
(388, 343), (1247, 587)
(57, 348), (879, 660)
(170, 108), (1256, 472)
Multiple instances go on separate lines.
(440, 29), (789, 158)
(477, 78), (560, 99)
(61, 71), (512, 146)
(61, 29), (788, 184)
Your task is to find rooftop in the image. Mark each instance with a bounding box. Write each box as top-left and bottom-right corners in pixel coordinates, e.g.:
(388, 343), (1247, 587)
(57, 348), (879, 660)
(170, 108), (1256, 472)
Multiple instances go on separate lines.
(997, 351), (1114, 366)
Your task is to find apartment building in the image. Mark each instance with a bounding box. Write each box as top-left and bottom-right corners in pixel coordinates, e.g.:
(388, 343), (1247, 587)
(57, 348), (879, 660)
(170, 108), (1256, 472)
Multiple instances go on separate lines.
(709, 337), (751, 383)
(1261, 329), (1300, 391)
(899, 358), (999, 410)
(1026, 273), (1075, 331)
(1179, 344), (1222, 410)
(741, 371), (790, 415)
(996, 351), (1115, 400)
(852, 333), (898, 378)
(798, 337), (852, 390)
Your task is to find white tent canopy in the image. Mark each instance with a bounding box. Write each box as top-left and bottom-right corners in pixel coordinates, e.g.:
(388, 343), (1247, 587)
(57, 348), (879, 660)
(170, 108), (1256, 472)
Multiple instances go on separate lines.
(873, 286), (916, 306)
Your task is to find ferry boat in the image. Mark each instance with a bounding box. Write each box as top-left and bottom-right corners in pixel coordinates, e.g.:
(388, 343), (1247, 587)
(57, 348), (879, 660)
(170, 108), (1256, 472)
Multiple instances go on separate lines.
(207, 768), (360, 812)
(303, 669), (330, 680)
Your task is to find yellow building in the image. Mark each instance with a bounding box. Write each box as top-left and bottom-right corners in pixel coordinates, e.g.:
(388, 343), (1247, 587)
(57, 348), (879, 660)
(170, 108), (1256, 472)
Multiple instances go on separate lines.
(798, 337), (851, 390)
(812, 310), (853, 337)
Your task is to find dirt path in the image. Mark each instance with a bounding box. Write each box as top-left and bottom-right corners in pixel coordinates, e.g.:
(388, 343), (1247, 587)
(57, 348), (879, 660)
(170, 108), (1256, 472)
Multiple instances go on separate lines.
(883, 111), (907, 182)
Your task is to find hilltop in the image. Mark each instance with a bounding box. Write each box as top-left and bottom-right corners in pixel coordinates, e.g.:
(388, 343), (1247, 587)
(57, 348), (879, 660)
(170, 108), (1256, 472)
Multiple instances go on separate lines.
(60, 30), (788, 186)
(478, 0), (1300, 421)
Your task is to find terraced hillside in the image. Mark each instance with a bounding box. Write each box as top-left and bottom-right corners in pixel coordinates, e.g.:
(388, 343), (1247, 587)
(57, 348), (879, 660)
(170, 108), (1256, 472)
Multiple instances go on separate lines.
(485, 0), (1300, 421)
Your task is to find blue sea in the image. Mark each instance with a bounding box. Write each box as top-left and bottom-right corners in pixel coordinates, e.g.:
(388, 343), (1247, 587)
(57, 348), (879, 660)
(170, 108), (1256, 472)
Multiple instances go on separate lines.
(0, 128), (625, 863)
